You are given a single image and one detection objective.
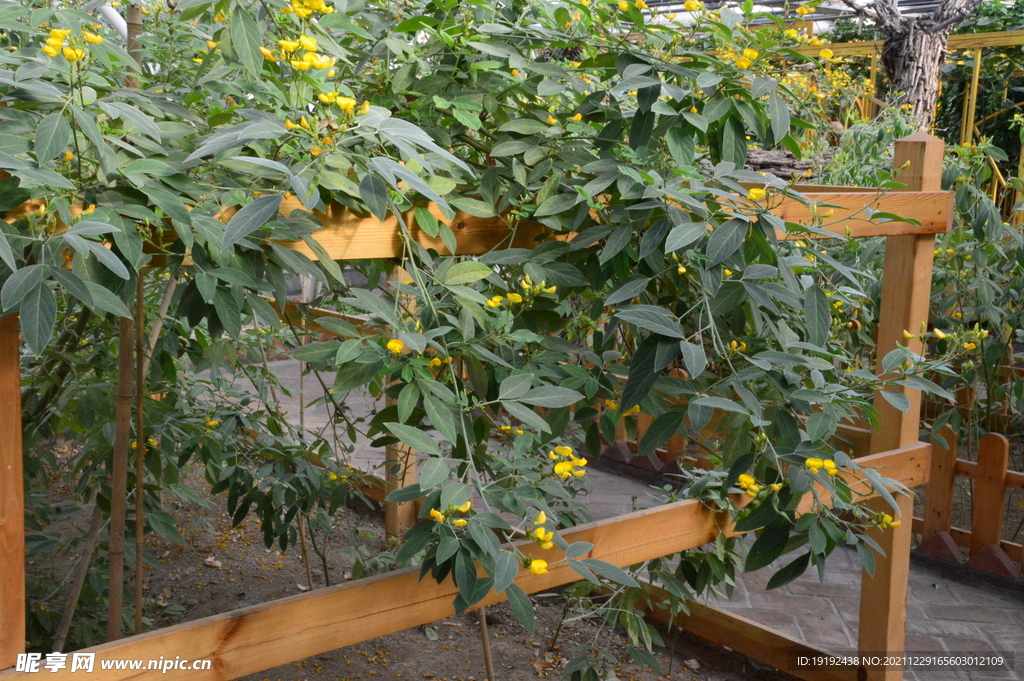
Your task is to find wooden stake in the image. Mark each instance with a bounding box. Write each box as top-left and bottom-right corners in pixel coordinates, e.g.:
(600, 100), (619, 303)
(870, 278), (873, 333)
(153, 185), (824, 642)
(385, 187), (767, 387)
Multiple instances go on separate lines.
(107, 313), (135, 642)
(54, 504), (105, 653)
(384, 267), (417, 539)
(0, 315), (24, 669)
(124, 4), (142, 88)
(964, 48), (983, 144)
(969, 433), (1009, 556)
(134, 274), (146, 635)
(478, 608), (496, 681)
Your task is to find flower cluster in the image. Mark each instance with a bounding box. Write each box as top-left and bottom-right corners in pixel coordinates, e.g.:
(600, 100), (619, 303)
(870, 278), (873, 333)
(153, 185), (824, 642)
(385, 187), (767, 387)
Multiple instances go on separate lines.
(876, 512), (901, 529)
(41, 27), (101, 61)
(498, 424), (526, 436)
(531, 512), (554, 549)
(805, 457), (838, 475)
(736, 474), (782, 498)
(549, 445), (587, 479)
(429, 500), (472, 527)
(281, 0), (337, 18)
(519, 274), (556, 296)
(485, 292), (523, 308)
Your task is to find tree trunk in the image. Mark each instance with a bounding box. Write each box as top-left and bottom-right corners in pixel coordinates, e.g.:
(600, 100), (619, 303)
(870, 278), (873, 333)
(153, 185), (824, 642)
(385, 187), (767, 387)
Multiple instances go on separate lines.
(881, 20), (949, 130)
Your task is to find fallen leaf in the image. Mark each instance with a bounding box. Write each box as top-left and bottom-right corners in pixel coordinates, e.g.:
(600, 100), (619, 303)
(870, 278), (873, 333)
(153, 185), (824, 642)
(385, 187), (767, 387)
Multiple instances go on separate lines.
(297, 583), (310, 592)
(204, 556), (222, 568)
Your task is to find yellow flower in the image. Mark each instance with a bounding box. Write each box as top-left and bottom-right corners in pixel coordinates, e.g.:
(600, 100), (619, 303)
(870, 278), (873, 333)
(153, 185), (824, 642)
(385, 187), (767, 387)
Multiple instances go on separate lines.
(500, 425), (512, 431)
(291, 60), (311, 70)
(206, 40), (219, 49)
(546, 115), (557, 124)
(737, 473), (755, 489)
(285, 119), (300, 130)
(795, 5), (810, 14)
(742, 48), (758, 60)
(535, 511), (547, 525)
(635, 0), (648, 8)
(81, 204), (95, 215)
(429, 358), (442, 368)
(279, 39), (300, 52)
(735, 56), (751, 69)
(934, 329), (947, 339)
(49, 28), (71, 38)
(572, 469), (585, 478)
(337, 96), (357, 112)
(677, 265), (687, 274)
(506, 292), (523, 303)
(571, 113), (582, 122)
(214, 12), (225, 21)
(205, 419), (220, 427)
(683, 0), (700, 9)
(581, 0), (591, 5)
(452, 519), (468, 527)
(318, 91), (339, 103)
(457, 501), (471, 513)
(604, 399), (618, 410)
(299, 35), (317, 51)
(823, 459), (838, 475)
(540, 541), (554, 550)
(963, 342), (976, 350)
(623, 405), (640, 416)
(511, 68), (519, 77)
(746, 187), (765, 201)
(310, 145), (323, 156)
(544, 285), (557, 294)
(529, 559), (548, 575)
(430, 508), (444, 522)
(260, 46), (275, 60)
(554, 461), (575, 477)
(617, 1), (628, 9)
(554, 446), (573, 457)
(486, 295), (504, 308)
(387, 338), (404, 354)
(665, 12), (676, 19)
(300, 116), (310, 127)
(819, 48), (834, 59)
(41, 45), (59, 57)
(805, 457), (823, 473)
(902, 330), (915, 340)
(82, 31), (104, 44)
(979, 329), (989, 339)
(147, 438), (158, 447)
(724, 269), (733, 276)
(784, 29), (798, 37)
(359, 100), (371, 115)
(515, 428), (524, 435)
(62, 47), (85, 61)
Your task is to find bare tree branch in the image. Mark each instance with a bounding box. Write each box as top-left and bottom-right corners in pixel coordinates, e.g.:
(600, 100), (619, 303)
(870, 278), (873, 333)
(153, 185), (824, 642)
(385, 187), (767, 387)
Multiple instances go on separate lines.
(835, 0), (879, 21)
(930, 0), (986, 33)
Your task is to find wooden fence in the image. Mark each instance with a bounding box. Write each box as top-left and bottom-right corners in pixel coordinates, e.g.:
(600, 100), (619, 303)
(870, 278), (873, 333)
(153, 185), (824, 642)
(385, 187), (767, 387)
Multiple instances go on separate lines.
(0, 133), (951, 681)
(916, 427), (1024, 580)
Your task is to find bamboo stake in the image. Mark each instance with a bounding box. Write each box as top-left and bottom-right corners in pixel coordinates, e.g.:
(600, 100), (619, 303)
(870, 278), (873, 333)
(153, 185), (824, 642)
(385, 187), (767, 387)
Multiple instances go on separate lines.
(53, 504), (104, 653)
(477, 608), (496, 681)
(964, 48), (983, 144)
(107, 313), (135, 642)
(133, 274), (145, 635)
(0, 315), (24, 669)
(144, 275), (177, 375)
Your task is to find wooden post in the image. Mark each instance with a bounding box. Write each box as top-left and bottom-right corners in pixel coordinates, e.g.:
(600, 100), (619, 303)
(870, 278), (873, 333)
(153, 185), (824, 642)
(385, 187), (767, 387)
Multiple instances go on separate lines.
(860, 133), (944, 681)
(107, 314), (135, 642)
(963, 433), (1019, 578)
(384, 267), (417, 539)
(0, 315), (24, 670)
(916, 426), (961, 563)
(133, 275), (146, 636)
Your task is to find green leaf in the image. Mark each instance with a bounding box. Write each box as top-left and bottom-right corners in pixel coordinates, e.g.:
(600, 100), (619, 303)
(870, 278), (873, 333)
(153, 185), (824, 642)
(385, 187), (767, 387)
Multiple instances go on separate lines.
(499, 374), (533, 400)
(565, 542), (593, 559)
(766, 552), (810, 590)
(637, 411), (684, 459)
(443, 261), (492, 285)
(385, 422), (441, 456)
(706, 219), (747, 267)
(0, 229), (16, 272)
(436, 536), (460, 564)
(359, 174), (389, 220)
(397, 381), (419, 423)
(519, 386), (582, 408)
(803, 285), (831, 347)
(19, 282), (56, 356)
(666, 128), (695, 167)
(221, 195), (283, 249)
(492, 550), (520, 594)
(504, 584), (535, 634)
(385, 483), (424, 503)
(614, 305), (685, 338)
(606, 276), (650, 306)
(423, 393), (458, 444)
(534, 193), (578, 218)
(290, 342), (338, 363)
(767, 92), (791, 144)
(501, 400), (550, 433)
(679, 340), (707, 378)
(84, 282), (130, 317)
(450, 197), (496, 218)
(719, 115), (747, 168)
(576, 559), (639, 587)
(1, 264), (45, 310)
(418, 457), (449, 490)
(34, 112), (71, 163)
(665, 221), (705, 253)
(879, 390), (911, 413)
(230, 7), (264, 78)
(691, 396), (748, 414)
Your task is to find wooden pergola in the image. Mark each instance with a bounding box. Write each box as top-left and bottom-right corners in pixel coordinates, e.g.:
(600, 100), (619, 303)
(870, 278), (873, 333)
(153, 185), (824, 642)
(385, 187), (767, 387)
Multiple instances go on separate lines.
(0, 133), (952, 681)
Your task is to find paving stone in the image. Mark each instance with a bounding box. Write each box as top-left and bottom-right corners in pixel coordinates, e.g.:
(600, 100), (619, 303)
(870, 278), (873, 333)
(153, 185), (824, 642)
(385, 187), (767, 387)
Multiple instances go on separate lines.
(794, 612), (855, 648)
(923, 604), (1019, 625)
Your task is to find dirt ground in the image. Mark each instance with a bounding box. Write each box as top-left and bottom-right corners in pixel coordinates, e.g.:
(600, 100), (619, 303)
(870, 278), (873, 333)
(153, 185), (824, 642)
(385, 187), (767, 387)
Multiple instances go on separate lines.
(29, 462), (760, 681)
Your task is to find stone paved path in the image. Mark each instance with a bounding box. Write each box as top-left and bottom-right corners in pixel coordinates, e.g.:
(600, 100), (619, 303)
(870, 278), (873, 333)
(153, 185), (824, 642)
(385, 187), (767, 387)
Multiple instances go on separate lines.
(267, 359), (1024, 681)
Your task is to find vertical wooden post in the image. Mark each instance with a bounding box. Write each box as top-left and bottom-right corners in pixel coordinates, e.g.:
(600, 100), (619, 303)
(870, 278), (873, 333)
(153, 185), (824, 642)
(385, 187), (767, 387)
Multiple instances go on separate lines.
(384, 267), (417, 539)
(868, 54), (879, 118)
(860, 133), (944, 681)
(921, 425), (957, 541)
(0, 315), (24, 670)
(969, 433), (1009, 556)
(107, 314), (135, 642)
(964, 433), (1020, 578)
(964, 48), (982, 144)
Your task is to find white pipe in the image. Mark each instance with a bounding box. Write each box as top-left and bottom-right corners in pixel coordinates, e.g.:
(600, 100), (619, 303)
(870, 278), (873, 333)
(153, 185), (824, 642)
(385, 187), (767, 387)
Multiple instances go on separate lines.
(98, 4), (128, 41)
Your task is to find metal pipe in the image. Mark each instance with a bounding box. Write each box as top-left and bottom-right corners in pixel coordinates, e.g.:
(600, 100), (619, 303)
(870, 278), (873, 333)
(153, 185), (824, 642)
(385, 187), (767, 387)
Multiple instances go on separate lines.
(98, 4), (128, 40)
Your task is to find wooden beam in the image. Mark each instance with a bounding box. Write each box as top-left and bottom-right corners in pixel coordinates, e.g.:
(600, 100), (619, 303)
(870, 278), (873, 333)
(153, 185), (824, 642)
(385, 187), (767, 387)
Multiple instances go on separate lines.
(788, 30), (1024, 58)
(909, 520), (1024, 564)
(770, 191), (953, 239)
(0, 315), (24, 670)
(0, 445), (923, 678)
(952, 458), (1024, 490)
(643, 593), (859, 681)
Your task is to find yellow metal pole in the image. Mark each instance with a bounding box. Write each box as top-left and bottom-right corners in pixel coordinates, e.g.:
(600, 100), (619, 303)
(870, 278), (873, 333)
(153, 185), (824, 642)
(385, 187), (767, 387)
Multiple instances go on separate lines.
(868, 54), (879, 118)
(964, 47), (983, 144)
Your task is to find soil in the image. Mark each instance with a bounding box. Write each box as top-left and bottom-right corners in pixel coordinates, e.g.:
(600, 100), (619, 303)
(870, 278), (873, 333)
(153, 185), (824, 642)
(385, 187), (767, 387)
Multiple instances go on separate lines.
(29, 461), (758, 681)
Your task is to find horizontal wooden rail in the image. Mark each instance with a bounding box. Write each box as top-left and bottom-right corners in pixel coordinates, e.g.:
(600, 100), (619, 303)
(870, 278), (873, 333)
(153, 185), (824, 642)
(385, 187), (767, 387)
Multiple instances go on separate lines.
(769, 191), (953, 238)
(952, 459), (1024, 490)
(912, 517), (1024, 563)
(790, 29), (1024, 57)
(0, 444), (928, 680)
